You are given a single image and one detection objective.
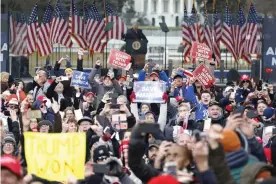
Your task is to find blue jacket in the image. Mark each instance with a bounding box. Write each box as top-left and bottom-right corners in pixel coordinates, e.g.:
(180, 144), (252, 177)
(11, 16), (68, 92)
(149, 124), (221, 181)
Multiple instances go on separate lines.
(173, 86), (188, 97)
(185, 85), (208, 121)
(235, 88), (253, 104)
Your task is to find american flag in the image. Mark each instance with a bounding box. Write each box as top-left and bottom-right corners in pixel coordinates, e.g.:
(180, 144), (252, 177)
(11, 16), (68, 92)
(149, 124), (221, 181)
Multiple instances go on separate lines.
(105, 3), (127, 40)
(181, 2), (191, 62)
(37, 3), (53, 57)
(234, 6), (251, 64)
(26, 3), (38, 55)
(213, 5), (221, 64)
(188, 4), (199, 42)
(10, 13), (27, 56)
(9, 12), (16, 45)
(246, 3), (259, 55)
(51, 0), (72, 48)
(69, 0), (87, 49)
(203, 6), (212, 52)
(221, 4), (237, 62)
(86, 4), (106, 53)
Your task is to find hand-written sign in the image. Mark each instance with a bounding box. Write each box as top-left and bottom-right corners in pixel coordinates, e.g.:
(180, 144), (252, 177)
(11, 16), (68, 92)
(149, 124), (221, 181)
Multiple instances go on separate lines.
(71, 71), (89, 89)
(24, 132), (86, 182)
(134, 81), (166, 103)
(193, 64), (216, 88)
(108, 49), (132, 70)
(190, 42), (213, 62)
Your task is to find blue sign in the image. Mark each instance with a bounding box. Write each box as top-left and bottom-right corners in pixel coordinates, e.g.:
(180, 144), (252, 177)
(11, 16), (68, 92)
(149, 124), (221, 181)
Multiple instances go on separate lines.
(263, 17), (276, 82)
(71, 71), (90, 89)
(134, 81), (166, 103)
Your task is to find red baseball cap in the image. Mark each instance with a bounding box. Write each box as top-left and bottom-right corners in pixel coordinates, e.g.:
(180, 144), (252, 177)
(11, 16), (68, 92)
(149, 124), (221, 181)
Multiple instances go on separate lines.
(240, 74), (250, 81)
(1, 155), (22, 178)
(150, 72), (159, 78)
(85, 92), (96, 97)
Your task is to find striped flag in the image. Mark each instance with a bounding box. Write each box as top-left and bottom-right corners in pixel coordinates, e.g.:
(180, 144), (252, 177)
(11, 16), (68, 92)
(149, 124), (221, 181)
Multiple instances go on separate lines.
(9, 12), (16, 45)
(105, 3), (127, 40)
(37, 3), (53, 56)
(69, 0), (87, 49)
(234, 6), (251, 64)
(85, 4), (106, 53)
(26, 3), (38, 55)
(221, 4), (237, 61)
(213, 5), (221, 64)
(51, 0), (72, 48)
(245, 3), (259, 55)
(10, 13), (27, 56)
(203, 6), (212, 52)
(181, 2), (191, 62)
(188, 4), (199, 42)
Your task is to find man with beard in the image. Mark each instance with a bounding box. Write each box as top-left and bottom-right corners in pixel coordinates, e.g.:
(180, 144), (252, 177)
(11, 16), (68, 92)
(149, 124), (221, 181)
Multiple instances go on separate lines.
(88, 61), (123, 107)
(148, 140), (161, 167)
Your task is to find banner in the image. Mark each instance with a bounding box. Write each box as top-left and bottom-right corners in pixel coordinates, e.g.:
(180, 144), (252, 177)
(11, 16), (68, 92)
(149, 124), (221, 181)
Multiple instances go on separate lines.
(193, 64), (215, 88)
(71, 71), (89, 89)
(262, 17), (276, 82)
(24, 132), (86, 182)
(190, 42), (212, 62)
(134, 81), (166, 103)
(108, 49), (132, 70)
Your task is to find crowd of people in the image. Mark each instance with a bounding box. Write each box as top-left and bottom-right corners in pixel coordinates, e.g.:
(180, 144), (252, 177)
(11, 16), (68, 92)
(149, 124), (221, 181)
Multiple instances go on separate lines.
(1, 49), (276, 184)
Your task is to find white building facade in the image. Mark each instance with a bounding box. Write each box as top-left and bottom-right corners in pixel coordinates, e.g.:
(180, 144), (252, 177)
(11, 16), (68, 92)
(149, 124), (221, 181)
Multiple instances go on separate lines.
(134, 0), (195, 27)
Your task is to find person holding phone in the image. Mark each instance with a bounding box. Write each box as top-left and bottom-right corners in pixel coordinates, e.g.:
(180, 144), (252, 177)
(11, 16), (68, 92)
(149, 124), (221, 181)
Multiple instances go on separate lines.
(235, 75), (254, 105)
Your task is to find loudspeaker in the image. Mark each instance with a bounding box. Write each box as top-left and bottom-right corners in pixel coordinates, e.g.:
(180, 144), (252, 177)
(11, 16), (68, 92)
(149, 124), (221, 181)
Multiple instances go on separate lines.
(251, 60), (260, 80)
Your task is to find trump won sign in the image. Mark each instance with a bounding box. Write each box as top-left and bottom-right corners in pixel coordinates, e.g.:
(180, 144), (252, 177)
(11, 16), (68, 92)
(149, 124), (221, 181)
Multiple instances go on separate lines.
(108, 49), (132, 70)
(193, 64), (215, 88)
(190, 42), (213, 62)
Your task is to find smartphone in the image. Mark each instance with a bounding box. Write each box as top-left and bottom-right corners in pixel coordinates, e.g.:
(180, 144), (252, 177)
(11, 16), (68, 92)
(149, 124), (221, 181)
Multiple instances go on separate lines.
(110, 104), (120, 109)
(165, 162), (177, 178)
(112, 114), (127, 122)
(3, 111), (10, 116)
(273, 128), (276, 135)
(137, 123), (160, 134)
(61, 76), (69, 81)
(64, 55), (71, 62)
(93, 164), (109, 174)
(232, 106), (245, 117)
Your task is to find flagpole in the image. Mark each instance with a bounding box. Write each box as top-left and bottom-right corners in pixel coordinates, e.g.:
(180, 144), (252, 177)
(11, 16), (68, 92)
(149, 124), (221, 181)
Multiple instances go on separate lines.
(103, 0), (108, 68)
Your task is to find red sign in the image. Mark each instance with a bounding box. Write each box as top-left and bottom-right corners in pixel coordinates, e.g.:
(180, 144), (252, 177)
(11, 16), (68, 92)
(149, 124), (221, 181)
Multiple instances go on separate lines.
(190, 42), (213, 62)
(266, 68), (273, 74)
(193, 64), (216, 88)
(108, 49), (132, 70)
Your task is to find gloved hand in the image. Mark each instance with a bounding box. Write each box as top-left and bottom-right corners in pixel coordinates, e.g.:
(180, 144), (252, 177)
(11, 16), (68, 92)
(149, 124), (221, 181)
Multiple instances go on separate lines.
(95, 60), (101, 69)
(162, 92), (168, 103)
(130, 91), (136, 103)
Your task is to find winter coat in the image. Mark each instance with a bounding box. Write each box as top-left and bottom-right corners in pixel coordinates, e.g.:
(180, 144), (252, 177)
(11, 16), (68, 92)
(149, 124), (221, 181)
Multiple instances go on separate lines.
(88, 68), (123, 107)
(7, 118), (20, 145)
(226, 148), (259, 184)
(208, 144), (236, 184)
(247, 137), (267, 162)
(235, 88), (253, 105)
(138, 69), (169, 84)
(240, 162), (273, 184)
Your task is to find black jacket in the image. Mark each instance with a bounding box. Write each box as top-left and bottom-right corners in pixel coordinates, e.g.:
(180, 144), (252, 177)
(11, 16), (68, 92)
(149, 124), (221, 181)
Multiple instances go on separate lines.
(124, 28), (148, 42)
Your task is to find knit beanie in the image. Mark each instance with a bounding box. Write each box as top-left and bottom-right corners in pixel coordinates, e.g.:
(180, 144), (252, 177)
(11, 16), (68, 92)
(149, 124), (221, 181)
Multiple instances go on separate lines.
(220, 130), (241, 152)
(148, 175), (179, 184)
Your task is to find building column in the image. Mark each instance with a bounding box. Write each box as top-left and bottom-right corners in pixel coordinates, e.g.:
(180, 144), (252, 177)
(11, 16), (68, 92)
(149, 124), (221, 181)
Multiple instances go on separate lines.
(148, 0), (152, 14)
(141, 0), (144, 14)
(180, 0), (184, 13)
(158, 0), (162, 14)
(169, 0), (174, 14)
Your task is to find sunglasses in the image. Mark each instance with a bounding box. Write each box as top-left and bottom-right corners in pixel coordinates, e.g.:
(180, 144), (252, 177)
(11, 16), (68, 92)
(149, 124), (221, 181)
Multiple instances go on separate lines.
(8, 105), (18, 109)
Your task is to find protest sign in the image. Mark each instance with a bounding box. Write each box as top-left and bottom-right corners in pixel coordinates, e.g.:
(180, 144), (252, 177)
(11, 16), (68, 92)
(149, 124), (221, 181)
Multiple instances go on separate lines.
(134, 81), (166, 103)
(24, 132), (86, 182)
(71, 71), (89, 89)
(190, 42), (212, 62)
(193, 64), (216, 88)
(108, 49), (132, 70)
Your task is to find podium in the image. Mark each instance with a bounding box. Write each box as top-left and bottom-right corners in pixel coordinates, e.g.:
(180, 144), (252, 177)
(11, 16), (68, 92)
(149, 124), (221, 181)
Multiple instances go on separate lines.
(125, 39), (148, 70)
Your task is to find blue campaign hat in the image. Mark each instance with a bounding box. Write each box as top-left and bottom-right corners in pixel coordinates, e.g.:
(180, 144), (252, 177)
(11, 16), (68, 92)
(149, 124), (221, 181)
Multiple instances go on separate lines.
(173, 71), (184, 79)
